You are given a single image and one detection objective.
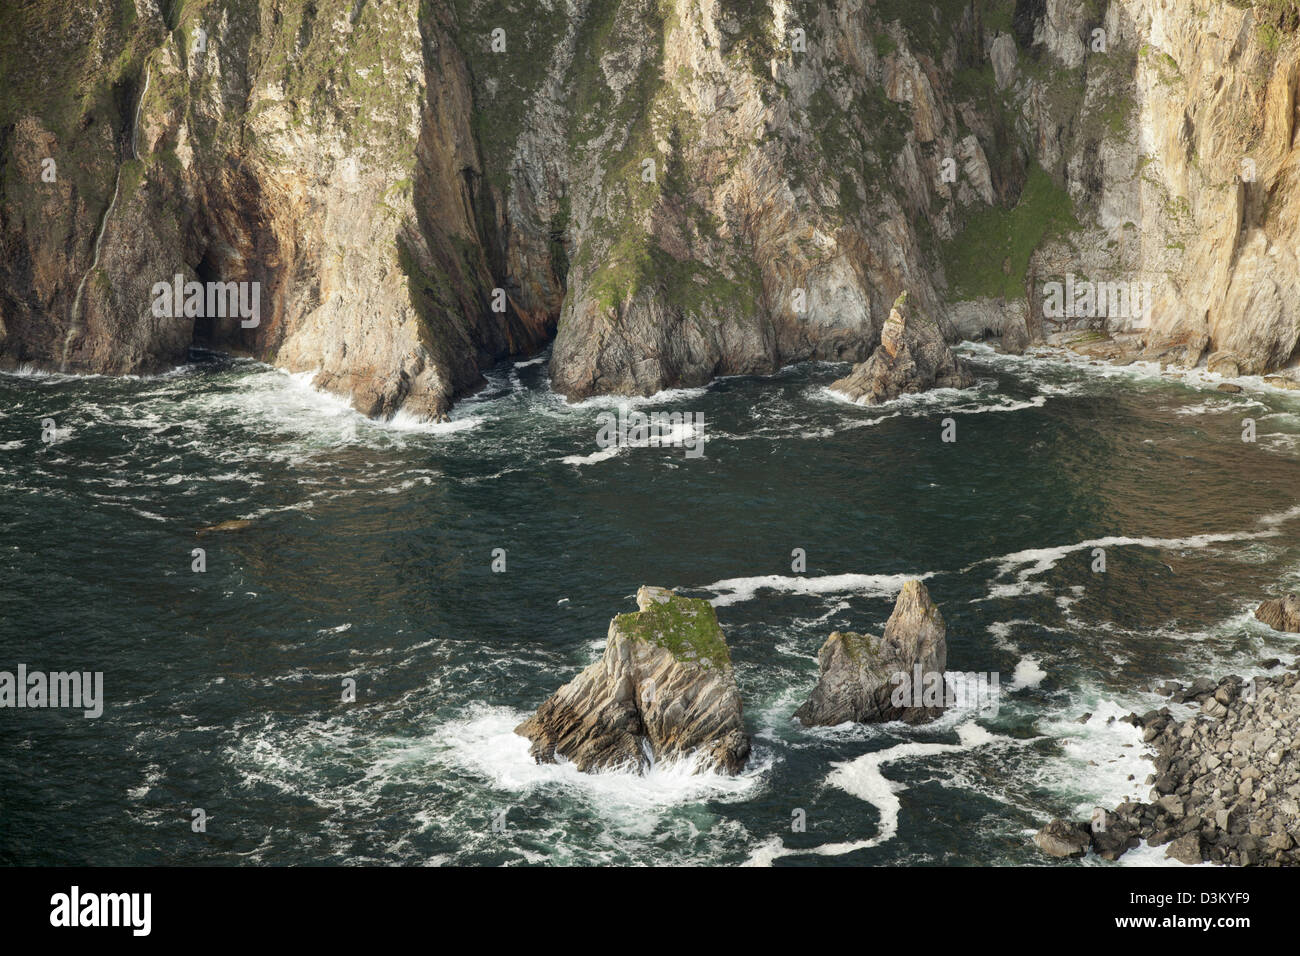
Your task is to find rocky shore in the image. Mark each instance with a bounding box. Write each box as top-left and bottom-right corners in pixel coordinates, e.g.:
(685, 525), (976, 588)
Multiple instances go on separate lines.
(515, 586), (750, 774)
(1036, 599), (1300, 866)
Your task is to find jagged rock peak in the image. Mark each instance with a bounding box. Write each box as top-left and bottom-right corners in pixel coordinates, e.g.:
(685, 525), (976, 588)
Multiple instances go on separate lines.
(829, 292), (975, 405)
(515, 586), (750, 774)
(794, 579), (949, 726)
(1256, 593), (1300, 633)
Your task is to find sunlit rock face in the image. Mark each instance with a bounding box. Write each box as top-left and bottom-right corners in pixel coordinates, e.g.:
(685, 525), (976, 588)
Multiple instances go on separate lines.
(515, 586), (750, 774)
(3, 1), (1298, 416)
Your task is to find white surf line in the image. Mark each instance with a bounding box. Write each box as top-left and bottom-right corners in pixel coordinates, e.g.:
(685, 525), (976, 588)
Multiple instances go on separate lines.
(702, 571), (937, 608)
(700, 507), (1300, 610)
(63, 63), (152, 371)
(744, 722), (998, 866)
(968, 504), (1300, 591)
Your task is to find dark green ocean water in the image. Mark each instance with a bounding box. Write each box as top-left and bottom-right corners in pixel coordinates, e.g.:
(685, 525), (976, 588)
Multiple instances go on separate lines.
(2, 344), (1298, 865)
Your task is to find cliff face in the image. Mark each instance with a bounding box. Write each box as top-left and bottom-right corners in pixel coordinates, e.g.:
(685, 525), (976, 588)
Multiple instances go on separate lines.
(2, 1), (1297, 418)
(978, 0), (1300, 375)
(0, 0), (553, 418)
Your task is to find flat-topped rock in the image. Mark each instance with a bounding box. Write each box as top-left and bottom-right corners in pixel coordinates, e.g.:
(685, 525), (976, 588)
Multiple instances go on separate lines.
(515, 586), (750, 774)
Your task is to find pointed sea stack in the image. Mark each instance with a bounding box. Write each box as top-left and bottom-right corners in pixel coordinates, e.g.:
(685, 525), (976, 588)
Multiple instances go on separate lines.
(515, 587), (750, 774)
(794, 580), (948, 726)
(829, 292), (975, 404)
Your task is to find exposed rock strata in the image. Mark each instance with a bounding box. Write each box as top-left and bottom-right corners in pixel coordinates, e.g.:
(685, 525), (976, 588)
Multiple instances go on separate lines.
(5, 2), (1300, 414)
(828, 292), (975, 404)
(794, 579), (948, 726)
(1256, 594), (1300, 633)
(515, 586), (750, 774)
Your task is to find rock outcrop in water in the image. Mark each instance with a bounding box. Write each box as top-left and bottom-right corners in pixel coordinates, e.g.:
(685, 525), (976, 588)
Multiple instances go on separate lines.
(1256, 594), (1300, 633)
(515, 586), (750, 774)
(1037, 667), (1300, 865)
(828, 293), (975, 405)
(794, 580), (948, 726)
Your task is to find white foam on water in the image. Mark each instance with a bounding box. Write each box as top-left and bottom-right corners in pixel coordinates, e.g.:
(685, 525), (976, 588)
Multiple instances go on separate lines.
(1009, 657), (1048, 690)
(436, 705), (773, 829)
(565, 384), (711, 411)
(386, 409), (483, 434)
(746, 722), (999, 865)
(1037, 698), (1155, 814)
(974, 504), (1300, 592)
(1115, 839), (1211, 867)
(702, 571), (935, 608)
(513, 356), (547, 368)
(1175, 398), (1265, 417)
(560, 445), (623, 466)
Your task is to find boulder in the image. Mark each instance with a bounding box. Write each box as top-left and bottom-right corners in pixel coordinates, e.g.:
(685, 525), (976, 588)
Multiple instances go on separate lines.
(794, 580), (948, 726)
(990, 33), (1018, 90)
(1165, 832), (1204, 865)
(829, 292), (975, 405)
(1256, 594), (1300, 633)
(515, 586), (750, 774)
(1206, 350), (1243, 377)
(1089, 811), (1141, 861)
(1034, 819), (1090, 858)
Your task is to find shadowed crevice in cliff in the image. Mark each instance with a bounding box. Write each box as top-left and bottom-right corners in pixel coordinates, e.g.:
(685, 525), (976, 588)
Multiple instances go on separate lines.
(393, 2), (559, 411)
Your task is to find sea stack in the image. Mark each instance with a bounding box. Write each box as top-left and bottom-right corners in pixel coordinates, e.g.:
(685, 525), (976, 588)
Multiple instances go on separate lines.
(515, 586), (750, 774)
(1255, 593), (1300, 633)
(794, 580), (948, 726)
(829, 292), (975, 404)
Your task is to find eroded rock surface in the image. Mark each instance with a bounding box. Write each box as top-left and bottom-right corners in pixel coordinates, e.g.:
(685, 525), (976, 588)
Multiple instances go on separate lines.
(515, 586), (750, 774)
(794, 579), (948, 726)
(828, 293), (974, 405)
(1256, 594), (1300, 633)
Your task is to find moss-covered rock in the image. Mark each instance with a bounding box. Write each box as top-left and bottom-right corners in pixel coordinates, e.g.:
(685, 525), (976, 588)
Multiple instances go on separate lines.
(516, 585), (750, 774)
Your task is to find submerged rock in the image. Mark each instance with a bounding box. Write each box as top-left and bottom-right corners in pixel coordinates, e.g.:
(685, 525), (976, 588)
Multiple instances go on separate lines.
(829, 293), (975, 405)
(1256, 593), (1300, 632)
(196, 519), (253, 535)
(515, 587), (750, 774)
(794, 580), (948, 726)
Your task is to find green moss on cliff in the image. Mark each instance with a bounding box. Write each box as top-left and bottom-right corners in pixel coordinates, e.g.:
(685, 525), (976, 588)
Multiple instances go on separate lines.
(833, 631), (880, 663)
(942, 163), (1078, 300)
(452, 0), (570, 190)
(615, 591), (732, 667)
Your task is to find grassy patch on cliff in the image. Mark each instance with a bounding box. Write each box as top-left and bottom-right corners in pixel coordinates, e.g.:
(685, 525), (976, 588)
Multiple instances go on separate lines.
(452, 0), (570, 190)
(0, 0), (159, 204)
(615, 592), (732, 668)
(942, 163), (1078, 300)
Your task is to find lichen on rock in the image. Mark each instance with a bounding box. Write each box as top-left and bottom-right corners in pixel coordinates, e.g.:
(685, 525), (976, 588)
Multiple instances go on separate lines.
(515, 586), (750, 774)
